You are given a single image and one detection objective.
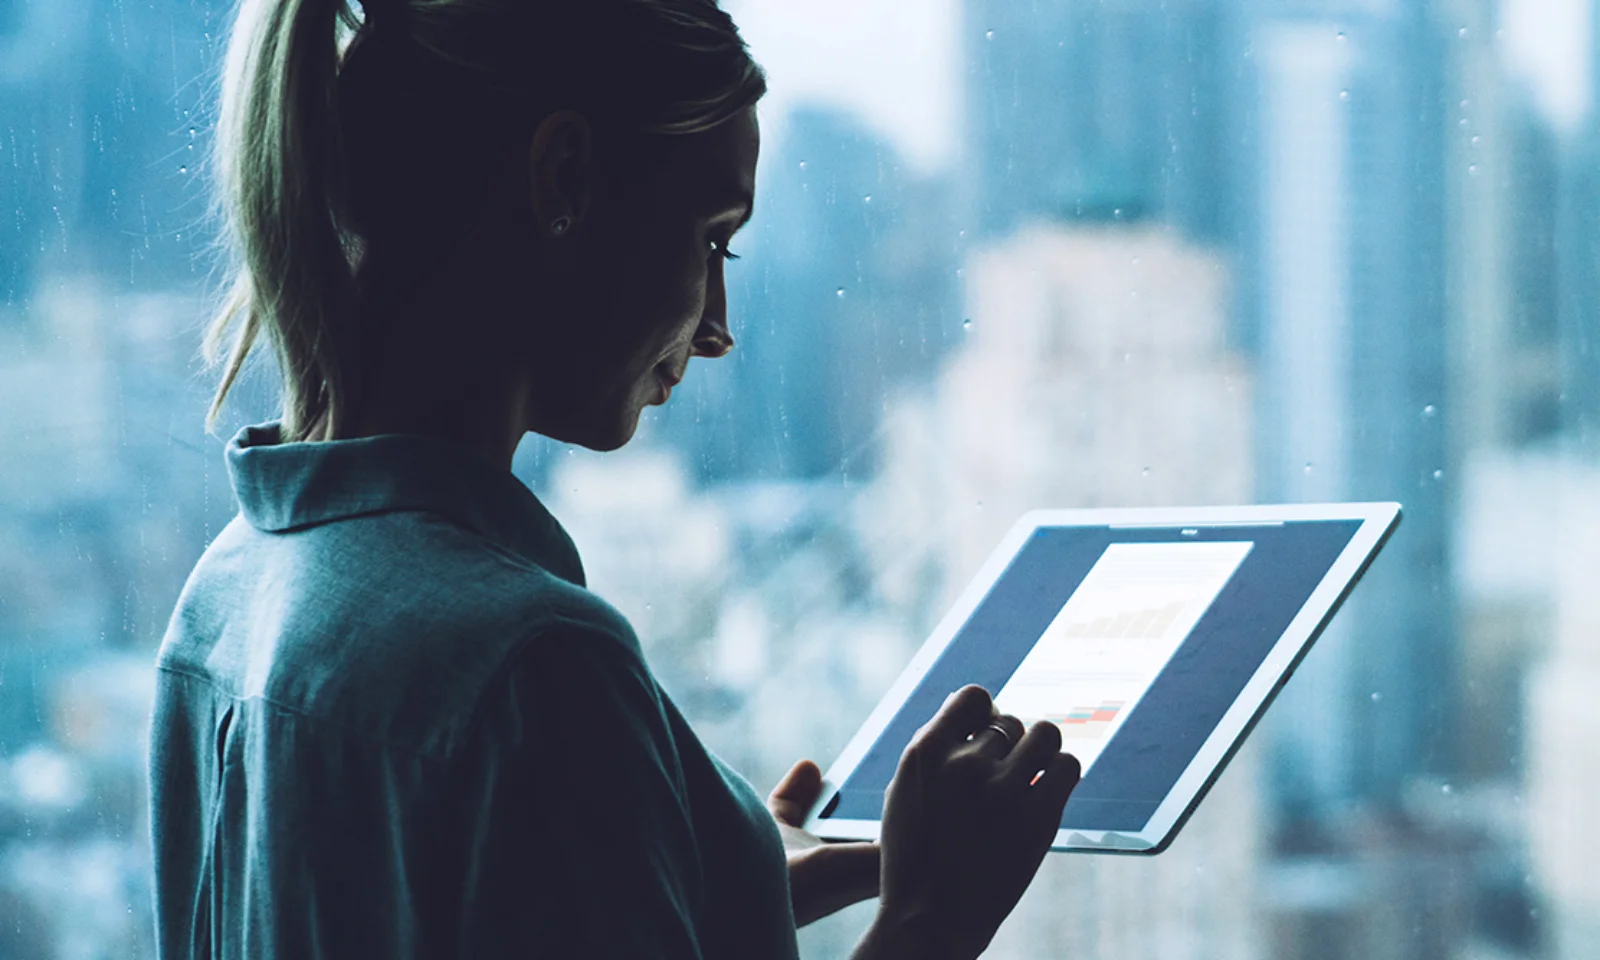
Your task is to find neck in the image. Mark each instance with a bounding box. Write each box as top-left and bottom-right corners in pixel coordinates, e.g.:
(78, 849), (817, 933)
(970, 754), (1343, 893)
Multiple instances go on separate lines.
(337, 269), (529, 472)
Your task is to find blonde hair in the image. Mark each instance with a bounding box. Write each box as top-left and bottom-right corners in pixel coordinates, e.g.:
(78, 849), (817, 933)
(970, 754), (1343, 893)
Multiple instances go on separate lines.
(204, 0), (766, 441)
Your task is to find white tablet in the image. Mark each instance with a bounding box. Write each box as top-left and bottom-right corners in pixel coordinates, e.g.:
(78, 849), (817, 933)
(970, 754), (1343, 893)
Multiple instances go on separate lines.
(805, 502), (1401, 854)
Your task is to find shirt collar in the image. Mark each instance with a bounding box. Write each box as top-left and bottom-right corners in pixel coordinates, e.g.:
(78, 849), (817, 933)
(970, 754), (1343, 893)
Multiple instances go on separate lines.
(225, 423), (585, 587)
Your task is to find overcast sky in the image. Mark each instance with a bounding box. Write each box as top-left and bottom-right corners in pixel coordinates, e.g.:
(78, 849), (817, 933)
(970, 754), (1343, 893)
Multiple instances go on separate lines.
(726, 0), (963, 173)
(726, 0), (1594, 175)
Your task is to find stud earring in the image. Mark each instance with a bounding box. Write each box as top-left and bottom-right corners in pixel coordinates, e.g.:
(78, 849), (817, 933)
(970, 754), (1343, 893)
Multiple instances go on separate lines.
(550, 216), (572, 237)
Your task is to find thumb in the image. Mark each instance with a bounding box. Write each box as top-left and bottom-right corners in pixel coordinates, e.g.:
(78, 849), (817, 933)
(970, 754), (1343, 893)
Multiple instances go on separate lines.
(767, 759), (824, 827)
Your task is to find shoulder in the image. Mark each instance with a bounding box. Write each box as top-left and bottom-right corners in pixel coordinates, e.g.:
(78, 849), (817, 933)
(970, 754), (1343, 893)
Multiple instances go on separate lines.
(159, 508), (646, 762)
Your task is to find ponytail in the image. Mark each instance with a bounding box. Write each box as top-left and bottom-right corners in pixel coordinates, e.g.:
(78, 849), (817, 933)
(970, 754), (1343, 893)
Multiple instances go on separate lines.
(205, 0), (357, 442)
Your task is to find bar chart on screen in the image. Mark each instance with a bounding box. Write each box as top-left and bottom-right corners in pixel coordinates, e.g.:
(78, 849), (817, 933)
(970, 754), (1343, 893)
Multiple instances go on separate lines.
(995, 541), (1253, 772)
(1046, 700), (1126, 739)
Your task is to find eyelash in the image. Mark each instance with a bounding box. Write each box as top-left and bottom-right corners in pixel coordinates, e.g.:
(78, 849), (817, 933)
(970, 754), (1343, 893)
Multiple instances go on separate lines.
(709, 238), (741, 262)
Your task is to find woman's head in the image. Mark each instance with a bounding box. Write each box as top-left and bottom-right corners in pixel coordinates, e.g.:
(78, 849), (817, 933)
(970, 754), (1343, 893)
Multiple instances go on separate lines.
(205, 0), (764, 449)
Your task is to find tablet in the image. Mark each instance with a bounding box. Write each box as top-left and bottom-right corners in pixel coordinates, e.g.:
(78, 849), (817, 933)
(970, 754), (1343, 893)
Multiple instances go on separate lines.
(805, 503), (1401, 854)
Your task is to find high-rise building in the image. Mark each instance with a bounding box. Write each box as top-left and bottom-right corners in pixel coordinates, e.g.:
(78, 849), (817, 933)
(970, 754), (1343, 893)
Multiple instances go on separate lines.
(963, 0), (1235, 243)
(1241, 2), (1456, 815)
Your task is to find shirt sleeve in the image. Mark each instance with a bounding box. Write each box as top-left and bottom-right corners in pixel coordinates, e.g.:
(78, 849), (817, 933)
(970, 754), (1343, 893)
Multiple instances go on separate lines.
(450, 613), (709, 960)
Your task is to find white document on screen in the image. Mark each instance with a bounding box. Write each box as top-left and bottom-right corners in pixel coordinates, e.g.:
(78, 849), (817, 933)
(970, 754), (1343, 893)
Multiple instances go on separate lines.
(994, 541), (1254, 774)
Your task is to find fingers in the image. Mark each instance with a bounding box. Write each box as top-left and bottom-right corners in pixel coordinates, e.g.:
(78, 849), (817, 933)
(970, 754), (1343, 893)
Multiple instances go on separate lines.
(1032, 752), (1082, 812)
(966, 713), (1027, 761)
(911, 685), (999, 754)
(996, 720), (1063, 785)
(768, 759), (824, 827)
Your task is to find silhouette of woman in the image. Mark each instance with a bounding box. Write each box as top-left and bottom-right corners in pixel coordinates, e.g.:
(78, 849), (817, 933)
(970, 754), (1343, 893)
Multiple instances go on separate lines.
(147, 1), (1080, 956)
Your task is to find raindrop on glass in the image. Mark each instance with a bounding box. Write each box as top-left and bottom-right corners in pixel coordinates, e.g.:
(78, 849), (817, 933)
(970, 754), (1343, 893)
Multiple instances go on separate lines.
(1471, 135), (1481, 145)
(1433, 469), (1445, 480)
(1370, 691), (1383, 702)
(1303, 462), (1314, 474)
(1336, 31), (1346, 42)
(962, 318), (973, 331)
(1458, 26), (1468, 38)
(1468, 164), (1479, 176)
(179, 165), (188, 173)
(835, 287), (846, 298)
(985, 29), (995, 40)
(1422, 404), (1437, 418)
(1441, 783), (1453, 795)
(863, 194), (873, 204)
(1142, 467), (1151, 478)
(1338, 90), (1350, 101)
(798, 160), (807, 171)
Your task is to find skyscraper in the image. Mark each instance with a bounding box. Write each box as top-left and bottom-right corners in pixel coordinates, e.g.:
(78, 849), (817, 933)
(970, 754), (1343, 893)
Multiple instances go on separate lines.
(963, 0), (1235, 243)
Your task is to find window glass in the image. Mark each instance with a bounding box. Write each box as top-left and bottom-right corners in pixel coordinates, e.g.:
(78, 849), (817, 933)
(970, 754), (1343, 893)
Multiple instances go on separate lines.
(0, 0), (1591, 957)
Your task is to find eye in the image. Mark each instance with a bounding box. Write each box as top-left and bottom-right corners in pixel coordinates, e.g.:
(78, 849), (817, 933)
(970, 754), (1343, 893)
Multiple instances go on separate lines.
(708, 238), (741, 262)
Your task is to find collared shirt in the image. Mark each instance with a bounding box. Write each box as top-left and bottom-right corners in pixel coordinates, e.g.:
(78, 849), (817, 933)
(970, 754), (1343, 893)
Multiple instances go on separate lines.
(148, 425), (798, 960)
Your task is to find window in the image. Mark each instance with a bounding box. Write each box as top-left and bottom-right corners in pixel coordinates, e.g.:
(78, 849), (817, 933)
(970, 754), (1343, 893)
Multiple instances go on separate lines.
(0, 1), (1588, 957)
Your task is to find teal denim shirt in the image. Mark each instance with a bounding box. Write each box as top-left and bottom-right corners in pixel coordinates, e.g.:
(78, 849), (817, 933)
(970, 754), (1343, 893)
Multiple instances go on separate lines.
(148, 425), (798, 959)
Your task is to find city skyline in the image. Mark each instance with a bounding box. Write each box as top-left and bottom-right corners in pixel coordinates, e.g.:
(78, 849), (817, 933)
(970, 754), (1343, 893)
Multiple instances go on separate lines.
(1, 0), (1597, 957)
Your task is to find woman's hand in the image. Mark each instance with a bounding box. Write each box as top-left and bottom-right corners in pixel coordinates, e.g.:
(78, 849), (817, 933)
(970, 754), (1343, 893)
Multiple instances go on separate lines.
(865, 685), (1080, 960)
(767, 760), (882, 927)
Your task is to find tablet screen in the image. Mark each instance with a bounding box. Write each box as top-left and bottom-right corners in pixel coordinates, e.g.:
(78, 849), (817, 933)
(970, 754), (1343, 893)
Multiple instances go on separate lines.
(820, 519), (1362, 832)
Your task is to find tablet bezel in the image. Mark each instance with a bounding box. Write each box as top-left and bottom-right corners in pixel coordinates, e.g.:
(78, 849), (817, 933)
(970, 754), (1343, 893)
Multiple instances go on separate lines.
(804, 502), (1402, 854)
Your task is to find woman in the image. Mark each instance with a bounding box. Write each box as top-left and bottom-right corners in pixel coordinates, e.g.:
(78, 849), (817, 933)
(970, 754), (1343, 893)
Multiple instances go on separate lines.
(148, 0), (1082, 956)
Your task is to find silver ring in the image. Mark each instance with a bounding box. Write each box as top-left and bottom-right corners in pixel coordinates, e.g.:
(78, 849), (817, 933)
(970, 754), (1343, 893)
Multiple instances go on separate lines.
(982, 720), (1018, 749)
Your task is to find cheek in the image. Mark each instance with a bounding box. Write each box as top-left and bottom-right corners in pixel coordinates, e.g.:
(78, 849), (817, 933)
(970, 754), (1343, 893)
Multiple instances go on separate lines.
(598, 233), (707, 354)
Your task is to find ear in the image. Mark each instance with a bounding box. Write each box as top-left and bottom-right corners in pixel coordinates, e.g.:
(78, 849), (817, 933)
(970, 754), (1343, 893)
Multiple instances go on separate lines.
(527, 110), (594, 238)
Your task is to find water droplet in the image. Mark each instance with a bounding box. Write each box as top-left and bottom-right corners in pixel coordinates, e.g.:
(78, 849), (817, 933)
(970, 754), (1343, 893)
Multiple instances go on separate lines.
(179, 165), (188, 173)
(863, 194), (873, 204)
(1460, 99), (1471, 110)
(1433, 469), (1445, 480)
(976, 500), (984, 508)
(1471, 135), (1481, 145)
(1142, 467), (1151, 477)
(1336, 31), (1346, 42)
(1338, 90), (1350, 101)
(1422, 404), (1437, 418)
(1370, 691), (1383, 702)
(985, 29), (995, 40)
(1458, 26), (1468, 38)
(1303, 462), (1315, 474)
(1441, 783), (1453, 795)
(798, 160), (807, 171)
(835, 287), (846, 298)
(1468, 164), (1479, 176)
(1112, 207), (1124, 218)
(962, 318), (973, 330)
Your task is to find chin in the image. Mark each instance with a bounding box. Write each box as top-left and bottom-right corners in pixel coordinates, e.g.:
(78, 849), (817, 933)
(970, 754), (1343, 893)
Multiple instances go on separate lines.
(568, 409), (643, 453)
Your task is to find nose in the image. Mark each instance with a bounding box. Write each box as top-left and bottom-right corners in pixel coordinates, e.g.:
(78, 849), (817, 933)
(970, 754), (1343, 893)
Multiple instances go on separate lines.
(692, 265), (735, 358)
